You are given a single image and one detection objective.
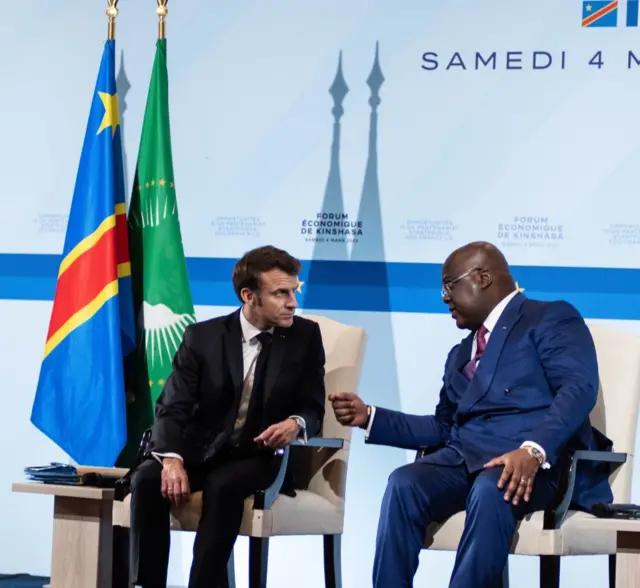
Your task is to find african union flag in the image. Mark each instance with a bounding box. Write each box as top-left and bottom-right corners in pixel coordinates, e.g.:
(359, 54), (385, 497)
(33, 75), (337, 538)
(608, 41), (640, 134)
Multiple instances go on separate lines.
(30, 39), (135, 466)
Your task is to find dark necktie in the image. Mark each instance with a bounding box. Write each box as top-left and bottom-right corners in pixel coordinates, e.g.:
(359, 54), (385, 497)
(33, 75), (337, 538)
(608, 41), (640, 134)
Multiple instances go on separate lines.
(463, 324), (488, 381)
(230, 331), (272, 447)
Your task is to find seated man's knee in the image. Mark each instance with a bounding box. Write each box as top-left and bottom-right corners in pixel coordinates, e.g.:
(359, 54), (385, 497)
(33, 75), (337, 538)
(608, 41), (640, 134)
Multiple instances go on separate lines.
(386, 463), (423, 497)
(130, 459), (163, 497)
(467, 470), (504, 509)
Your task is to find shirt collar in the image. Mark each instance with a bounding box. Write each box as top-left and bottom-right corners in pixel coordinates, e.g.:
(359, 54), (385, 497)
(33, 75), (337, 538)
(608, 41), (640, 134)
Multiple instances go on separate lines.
(483, 289), (519, 334)
(240, 307), (273, 343)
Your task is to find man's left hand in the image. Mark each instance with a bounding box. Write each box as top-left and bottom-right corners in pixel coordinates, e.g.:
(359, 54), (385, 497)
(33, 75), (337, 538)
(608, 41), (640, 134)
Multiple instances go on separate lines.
(484, 448), (540, 506)
(254, 418), (300, 449)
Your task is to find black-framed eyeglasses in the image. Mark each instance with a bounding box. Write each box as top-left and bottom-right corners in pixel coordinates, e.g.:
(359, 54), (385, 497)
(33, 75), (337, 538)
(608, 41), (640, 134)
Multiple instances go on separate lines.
(441, 267), (480, 298)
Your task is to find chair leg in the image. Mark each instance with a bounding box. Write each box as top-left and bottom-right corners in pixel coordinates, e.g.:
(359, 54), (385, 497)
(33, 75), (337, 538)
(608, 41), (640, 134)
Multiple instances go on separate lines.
(323, 534), (342, 588)
(609, 554), (616, 588)
(539, 555), (560, 588)
(249, 537), (269, 588)
(112, 525), (130, 588)
(501, 559), (509, 588)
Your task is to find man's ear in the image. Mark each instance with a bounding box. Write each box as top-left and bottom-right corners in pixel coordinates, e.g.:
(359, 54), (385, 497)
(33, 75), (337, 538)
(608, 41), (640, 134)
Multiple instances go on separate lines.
(479, 270), (494, 290)
(240, 287), (253, 305)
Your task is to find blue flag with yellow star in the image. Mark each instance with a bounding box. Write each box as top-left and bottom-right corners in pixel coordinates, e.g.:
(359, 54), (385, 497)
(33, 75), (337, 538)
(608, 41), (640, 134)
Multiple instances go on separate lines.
(30, 40), (135, 466)
(582, 1), (618, 27)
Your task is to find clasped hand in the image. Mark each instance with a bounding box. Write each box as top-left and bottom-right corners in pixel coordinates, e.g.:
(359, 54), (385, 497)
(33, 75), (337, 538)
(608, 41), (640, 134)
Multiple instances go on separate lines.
(484, 448), (540, 506)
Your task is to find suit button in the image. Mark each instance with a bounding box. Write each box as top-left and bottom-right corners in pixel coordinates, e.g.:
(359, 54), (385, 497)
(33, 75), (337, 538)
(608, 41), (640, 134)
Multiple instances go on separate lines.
(484, 415), (492, 421)
(505, 388), (511, 395)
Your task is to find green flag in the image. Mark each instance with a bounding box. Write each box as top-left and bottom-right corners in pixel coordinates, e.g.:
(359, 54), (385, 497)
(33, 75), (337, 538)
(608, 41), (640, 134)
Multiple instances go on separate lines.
(119, 39), (196, 464)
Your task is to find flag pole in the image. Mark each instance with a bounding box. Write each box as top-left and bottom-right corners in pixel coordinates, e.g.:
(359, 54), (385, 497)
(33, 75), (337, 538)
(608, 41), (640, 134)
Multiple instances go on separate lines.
(157, 0), (168, 40)
(106, 0), (119, 41)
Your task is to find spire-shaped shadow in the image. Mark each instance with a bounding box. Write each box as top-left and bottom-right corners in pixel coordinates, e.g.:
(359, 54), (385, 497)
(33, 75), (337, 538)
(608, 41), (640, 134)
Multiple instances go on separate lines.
(117, 50), (132, 202)
(350, 42), (403, 454)
(301, 53), (349, 310)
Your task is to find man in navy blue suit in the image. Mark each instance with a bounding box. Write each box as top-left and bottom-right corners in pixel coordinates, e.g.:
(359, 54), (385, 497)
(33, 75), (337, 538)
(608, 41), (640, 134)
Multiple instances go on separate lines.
(330, 241), (613, 588)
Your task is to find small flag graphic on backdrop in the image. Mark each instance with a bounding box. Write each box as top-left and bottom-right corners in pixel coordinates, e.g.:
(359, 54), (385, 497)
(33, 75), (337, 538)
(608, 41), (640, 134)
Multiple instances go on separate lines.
(627, 0), (639, 26)
(582, 1), (619, 27)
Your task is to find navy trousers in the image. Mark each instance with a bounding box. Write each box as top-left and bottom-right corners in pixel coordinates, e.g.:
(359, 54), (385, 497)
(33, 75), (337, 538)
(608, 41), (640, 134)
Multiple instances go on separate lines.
(373, 461), (558, 588)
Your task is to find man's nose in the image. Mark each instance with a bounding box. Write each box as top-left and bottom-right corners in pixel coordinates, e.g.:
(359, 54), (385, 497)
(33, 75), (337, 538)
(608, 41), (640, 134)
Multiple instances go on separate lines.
(288, 293), (298, 309)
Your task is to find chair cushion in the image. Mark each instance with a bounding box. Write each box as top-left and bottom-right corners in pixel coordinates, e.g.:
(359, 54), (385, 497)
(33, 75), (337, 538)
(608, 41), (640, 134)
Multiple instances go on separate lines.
(113, 489), (343, 537)
(425, 510), (617, 556)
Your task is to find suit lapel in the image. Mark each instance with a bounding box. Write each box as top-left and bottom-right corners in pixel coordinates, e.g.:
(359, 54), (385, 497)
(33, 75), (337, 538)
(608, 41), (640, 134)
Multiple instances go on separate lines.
(447, 333), (474, 400)
(223, 310), (244, 397)
(263, 327), (287, 403)
(459, 293), (526, 412)
(454, 333), (474, 373)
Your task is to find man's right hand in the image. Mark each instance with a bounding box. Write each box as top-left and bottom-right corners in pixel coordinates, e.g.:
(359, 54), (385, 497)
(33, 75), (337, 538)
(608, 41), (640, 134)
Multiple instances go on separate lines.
(161, 457), (190, 507)
(328, 392), (368, 428)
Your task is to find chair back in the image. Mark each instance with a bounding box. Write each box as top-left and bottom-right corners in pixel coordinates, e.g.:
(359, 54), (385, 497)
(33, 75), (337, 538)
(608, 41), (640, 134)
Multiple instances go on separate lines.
(587, 322), (640, 502)
(291, 314), (366, 510)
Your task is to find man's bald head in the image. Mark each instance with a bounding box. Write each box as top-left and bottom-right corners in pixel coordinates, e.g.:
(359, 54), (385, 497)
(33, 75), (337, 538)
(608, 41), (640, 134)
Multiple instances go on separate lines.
(442, 242), (516, 330)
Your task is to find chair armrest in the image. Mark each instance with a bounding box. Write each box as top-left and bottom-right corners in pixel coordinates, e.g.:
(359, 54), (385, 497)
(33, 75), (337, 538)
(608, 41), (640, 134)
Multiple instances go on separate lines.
(253, 447), (291, 510)
(252, 438), (344, 511)
(544, 450), (627, 530)
(293, 437), (344, 449)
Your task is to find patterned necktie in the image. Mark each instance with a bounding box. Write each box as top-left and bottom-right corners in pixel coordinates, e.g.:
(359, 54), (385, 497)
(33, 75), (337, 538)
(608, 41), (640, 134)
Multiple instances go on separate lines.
(463, 324), (488, 381)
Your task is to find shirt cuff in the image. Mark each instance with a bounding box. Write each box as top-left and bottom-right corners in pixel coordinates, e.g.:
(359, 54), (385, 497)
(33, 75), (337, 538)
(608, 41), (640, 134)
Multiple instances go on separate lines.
(521, 441), (550, 469)
(289, 415), (307, 443)
(364, 406), (377, 440)
(151, 452), (183, 465)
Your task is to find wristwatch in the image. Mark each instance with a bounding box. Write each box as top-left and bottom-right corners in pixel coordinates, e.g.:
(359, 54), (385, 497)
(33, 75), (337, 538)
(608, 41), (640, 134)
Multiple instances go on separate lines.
(523, 445), (544, 466)
(360, 405), (372, 430)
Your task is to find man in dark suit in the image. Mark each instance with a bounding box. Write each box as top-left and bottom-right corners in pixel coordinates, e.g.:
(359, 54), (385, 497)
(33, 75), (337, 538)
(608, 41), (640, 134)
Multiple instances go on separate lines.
(330, 241), (613, 588)
(129, 245), (326, 588)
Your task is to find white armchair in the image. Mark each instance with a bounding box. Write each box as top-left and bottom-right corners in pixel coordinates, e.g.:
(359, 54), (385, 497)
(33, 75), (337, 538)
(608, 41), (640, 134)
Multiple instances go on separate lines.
(420, 323), (640, 588)
(112, 314), (367, 588)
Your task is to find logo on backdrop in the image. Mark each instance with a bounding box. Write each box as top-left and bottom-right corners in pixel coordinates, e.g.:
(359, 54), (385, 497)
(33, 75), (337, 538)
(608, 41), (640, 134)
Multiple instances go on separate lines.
(300, 212), (364, 244)
(420, 0), (640, 71)
(211, 215), (264, 238)
(496, 216), (564, 248)
(581, 0), (639, 27)
(399, 219), (459, 242)
(604, 223), (640, 245)
(33, 213), (68, 234)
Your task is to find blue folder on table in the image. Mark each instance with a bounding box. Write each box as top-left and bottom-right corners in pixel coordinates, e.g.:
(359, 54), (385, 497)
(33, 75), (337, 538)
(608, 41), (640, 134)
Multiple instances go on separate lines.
(24, 462), (79, 486)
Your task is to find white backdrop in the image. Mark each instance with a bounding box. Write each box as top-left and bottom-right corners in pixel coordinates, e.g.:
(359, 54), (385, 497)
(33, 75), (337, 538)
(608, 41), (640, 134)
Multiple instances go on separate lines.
(2, 1), (640, 586)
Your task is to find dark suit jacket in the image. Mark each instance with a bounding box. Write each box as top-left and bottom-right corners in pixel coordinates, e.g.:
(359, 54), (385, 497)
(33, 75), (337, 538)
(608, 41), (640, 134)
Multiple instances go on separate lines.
(367, 293), (613, 510)
(150, 309), (326, 465)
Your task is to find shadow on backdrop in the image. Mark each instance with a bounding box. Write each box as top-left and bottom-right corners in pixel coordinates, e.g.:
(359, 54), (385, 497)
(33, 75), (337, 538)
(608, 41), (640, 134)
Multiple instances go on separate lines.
(301, 52), (350, 311)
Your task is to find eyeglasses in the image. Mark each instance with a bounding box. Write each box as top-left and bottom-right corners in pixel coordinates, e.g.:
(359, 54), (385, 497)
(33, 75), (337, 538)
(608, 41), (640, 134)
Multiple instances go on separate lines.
(441, 267), (480, 298)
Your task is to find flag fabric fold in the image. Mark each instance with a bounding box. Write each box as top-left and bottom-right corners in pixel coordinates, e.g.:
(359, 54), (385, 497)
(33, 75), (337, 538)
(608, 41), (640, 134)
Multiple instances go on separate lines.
(119, 38), (196, 464)
(30, 40), (135, 466)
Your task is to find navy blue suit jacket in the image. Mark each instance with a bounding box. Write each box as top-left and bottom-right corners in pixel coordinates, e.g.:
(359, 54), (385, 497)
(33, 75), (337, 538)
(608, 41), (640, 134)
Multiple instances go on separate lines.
(367, 293), (613, 510)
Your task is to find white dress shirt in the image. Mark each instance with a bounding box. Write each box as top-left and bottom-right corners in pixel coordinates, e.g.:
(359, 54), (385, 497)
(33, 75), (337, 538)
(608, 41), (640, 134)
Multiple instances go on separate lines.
(365, 290), (550, 468)
(153, 308), (306, 464)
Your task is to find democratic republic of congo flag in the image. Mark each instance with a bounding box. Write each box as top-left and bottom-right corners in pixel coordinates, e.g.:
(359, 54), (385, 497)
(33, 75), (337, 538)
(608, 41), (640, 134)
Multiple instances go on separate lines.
(30, 39), (135, 466)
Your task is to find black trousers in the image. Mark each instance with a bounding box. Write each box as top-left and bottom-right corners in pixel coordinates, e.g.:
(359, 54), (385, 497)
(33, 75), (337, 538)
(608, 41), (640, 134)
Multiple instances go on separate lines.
(129, 449), (279, 588)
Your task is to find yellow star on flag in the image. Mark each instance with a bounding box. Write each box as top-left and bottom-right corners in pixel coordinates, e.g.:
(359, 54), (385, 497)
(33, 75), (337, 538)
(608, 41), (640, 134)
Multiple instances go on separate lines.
(515, 281), (525, 293)
(296, 281), (304, 293)
(586, 4), (592, 11)
(96, 91), (120, 138)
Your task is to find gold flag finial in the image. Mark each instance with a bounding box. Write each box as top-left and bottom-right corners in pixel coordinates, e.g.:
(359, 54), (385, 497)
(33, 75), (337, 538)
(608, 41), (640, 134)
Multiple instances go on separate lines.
(157, 0), (169, 40)
(106, 0), (119, 41)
